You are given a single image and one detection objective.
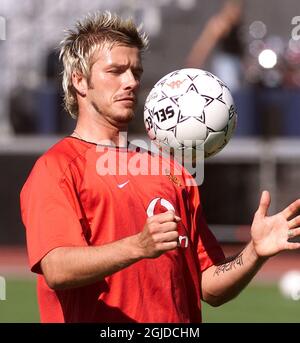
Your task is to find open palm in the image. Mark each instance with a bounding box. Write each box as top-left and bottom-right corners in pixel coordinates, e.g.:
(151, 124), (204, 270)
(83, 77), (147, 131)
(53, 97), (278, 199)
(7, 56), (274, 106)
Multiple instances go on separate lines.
(251, 191), (300, 257)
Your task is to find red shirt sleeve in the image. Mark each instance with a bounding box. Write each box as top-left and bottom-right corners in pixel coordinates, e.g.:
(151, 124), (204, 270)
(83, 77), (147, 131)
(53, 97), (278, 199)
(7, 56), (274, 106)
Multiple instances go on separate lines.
(185, 172), (225, 272)
(195, 202), (225, 272)
(20, 156), (88, 273)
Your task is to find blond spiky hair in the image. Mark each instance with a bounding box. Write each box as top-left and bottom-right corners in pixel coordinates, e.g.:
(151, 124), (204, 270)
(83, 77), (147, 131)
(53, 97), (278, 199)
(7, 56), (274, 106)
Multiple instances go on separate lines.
(59, 11), (149, 118)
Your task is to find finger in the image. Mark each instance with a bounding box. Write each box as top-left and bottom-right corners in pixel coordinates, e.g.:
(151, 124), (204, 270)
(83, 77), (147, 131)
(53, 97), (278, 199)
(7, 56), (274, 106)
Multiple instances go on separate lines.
(286, 241), (300, 250)
(281, 199), (300, 220)
(158, 222), (178, 233)
(174, 215), (181, 222)
(154, 231), (179, 243)
(148, 211), (181, 224)
(287, 228), (300, 240)
(287, 228), (300, 247)
(288, 215), (300, 229)
(156, 241), (178, 252)
(255, 190), (271, 218)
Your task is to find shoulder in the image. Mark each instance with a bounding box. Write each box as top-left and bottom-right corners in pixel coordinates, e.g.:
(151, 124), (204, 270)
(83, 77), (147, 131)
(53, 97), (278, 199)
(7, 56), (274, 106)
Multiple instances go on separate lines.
(28, 137), (92, 182)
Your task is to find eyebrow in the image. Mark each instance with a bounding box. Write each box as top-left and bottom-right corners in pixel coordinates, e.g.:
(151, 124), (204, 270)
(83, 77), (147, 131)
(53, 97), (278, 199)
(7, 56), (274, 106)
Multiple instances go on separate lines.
(107, 63), (144, 73)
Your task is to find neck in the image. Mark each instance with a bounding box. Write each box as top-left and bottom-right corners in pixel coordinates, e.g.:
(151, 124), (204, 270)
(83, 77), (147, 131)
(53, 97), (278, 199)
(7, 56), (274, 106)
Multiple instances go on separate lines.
(73, 112), (129, 147)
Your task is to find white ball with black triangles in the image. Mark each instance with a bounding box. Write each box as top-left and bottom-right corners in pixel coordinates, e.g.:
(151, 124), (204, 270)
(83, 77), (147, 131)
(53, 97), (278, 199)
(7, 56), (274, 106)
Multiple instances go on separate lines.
(143, 68), (237, 159)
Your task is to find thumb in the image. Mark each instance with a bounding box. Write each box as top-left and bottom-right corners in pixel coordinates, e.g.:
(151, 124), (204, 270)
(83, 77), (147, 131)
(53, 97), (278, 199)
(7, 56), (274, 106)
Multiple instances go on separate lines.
(174, 215), (181, 222)
(256, 190), (271, 218)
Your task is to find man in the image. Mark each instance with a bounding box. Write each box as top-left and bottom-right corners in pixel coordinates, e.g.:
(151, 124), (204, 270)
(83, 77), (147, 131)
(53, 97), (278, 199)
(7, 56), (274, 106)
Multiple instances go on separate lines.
(20, 11), (300, 323)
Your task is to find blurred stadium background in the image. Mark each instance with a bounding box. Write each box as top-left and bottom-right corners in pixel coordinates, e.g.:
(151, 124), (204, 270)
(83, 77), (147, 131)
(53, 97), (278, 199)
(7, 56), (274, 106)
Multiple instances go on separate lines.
(0, 0), (299, 322)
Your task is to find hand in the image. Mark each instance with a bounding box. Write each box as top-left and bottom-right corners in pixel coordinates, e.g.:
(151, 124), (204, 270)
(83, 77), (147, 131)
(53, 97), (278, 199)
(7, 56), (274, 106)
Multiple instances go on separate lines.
(137, 211), (180, 258)
(251, 191), (300, 258)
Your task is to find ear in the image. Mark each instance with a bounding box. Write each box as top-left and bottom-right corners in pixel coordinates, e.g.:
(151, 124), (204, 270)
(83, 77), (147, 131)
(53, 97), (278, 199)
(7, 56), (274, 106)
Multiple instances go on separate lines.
(71, 71), (88, 96)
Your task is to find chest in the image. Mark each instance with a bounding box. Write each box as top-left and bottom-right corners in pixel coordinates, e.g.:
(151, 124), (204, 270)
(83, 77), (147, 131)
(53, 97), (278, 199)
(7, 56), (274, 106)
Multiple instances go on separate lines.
(75, 149), (189, 243)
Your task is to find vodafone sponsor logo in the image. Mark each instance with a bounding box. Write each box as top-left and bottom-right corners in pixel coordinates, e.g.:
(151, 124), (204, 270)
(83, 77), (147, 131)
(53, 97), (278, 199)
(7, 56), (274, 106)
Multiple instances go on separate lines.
(146, 197), (189, 248)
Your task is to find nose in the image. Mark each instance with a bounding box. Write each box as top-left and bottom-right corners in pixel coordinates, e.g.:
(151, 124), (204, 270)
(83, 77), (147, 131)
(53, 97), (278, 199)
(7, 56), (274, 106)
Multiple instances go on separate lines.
(123, 70), (140, 91)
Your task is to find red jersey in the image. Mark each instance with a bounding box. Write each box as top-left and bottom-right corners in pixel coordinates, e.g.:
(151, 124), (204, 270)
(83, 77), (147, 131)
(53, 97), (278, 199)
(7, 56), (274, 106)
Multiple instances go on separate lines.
(20, 136), (224, 323)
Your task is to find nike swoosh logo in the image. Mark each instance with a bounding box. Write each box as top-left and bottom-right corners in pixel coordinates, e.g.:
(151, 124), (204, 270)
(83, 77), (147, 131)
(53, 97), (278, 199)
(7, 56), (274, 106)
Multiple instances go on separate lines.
(117, 180), (130, 189)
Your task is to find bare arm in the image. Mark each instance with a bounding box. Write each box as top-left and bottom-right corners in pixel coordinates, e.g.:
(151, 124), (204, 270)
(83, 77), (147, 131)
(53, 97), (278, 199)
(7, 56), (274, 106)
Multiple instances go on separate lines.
(41, 211), (180, 290)
(201, 191), (300, 306)
(185, 1), (243, 68)
(201, 241), (267, 306)
(185, 16), (229, 68)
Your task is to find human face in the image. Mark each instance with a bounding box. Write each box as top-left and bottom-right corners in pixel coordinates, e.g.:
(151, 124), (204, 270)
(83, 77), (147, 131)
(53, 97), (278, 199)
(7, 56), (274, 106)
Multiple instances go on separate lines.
(86, 44), (143, 126)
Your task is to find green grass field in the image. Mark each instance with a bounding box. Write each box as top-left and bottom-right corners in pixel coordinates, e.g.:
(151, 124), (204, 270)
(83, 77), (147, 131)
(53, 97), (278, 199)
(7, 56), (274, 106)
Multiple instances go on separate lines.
(0, 279), (299, 323)
(203, 284), (300, 323)
(0, 279), (39, 323)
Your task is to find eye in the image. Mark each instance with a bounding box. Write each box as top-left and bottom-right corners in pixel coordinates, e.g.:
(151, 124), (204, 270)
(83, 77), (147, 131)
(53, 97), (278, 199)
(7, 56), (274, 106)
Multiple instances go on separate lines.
(108, 69), (120, 74)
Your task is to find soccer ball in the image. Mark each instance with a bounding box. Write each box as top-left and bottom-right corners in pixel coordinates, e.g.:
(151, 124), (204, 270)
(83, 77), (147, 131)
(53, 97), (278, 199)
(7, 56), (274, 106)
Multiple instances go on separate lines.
(278, 270), (300, 301)
(143, 68), (237, 159)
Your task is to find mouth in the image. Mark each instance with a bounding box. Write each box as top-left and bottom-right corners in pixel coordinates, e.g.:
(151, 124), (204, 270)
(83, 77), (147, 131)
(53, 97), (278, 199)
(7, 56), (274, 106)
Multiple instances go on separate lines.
(115, 96), (136, 107)
(116, 97), (135, 102)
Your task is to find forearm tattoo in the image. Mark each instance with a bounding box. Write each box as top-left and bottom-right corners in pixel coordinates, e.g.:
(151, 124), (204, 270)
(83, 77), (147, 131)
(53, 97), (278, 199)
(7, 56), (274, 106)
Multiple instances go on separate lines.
(213, 253), (244, 277)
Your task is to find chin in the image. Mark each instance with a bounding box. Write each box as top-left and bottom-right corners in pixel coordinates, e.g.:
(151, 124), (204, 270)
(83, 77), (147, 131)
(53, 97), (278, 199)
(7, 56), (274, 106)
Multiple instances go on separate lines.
(113, 112), (135, 125)
(116, 107), (135, 122)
